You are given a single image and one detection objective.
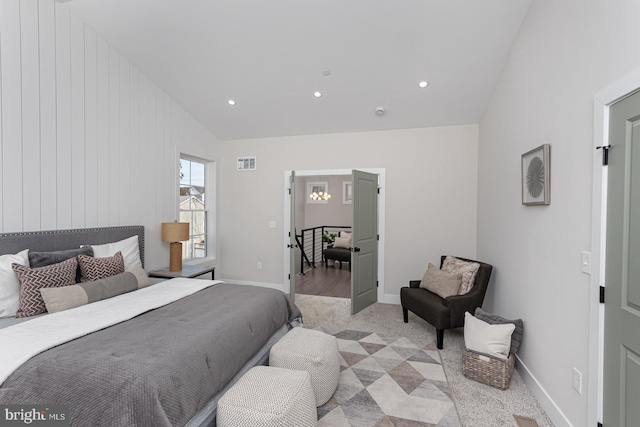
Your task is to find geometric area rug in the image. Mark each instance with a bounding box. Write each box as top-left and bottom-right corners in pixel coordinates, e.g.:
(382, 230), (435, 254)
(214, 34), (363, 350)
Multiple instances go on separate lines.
(317, 330), (462, 426)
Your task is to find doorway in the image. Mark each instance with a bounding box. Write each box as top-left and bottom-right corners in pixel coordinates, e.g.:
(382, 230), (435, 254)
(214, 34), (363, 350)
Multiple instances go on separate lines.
(283, 168), (386, 313)
(294, 173), (352, 299)
(590, 69), (640, 427)
(601, 89), (640, 426)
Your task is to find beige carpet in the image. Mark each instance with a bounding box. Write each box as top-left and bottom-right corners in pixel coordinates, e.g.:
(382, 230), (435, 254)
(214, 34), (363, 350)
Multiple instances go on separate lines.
(295, 294), (554, 427)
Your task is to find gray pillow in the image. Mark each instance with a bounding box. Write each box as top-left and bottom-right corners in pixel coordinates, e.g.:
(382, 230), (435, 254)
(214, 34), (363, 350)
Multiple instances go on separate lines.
(40, 268), (149, 314)
(475, 307), (524, 355)
(29, 247), (94, 283)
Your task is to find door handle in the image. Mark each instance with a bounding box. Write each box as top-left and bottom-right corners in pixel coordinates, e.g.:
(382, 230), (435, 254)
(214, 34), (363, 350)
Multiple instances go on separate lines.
(351, 247), (361, 252)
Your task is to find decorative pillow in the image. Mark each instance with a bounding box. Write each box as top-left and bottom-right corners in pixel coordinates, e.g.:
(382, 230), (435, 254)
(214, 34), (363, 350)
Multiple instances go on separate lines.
(419, 263), (462, 299)
(333, 236), (351, 249)
(464, 312), (515, 360)
(78, 252), (125, 282)
(29, 247), (93, 283)
(87, 235), (142, 272)
(129, 265), (151, 288)
(475, 308), (524, 355)
(0, 249), (30, 318)
(40, 269), (149, 314)
(11, 257), (78, 318)
(442, 256), (481, 295)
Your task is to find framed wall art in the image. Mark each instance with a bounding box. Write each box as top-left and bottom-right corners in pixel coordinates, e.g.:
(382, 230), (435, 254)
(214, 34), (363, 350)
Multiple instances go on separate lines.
(307, 181), (330, 204)
(343, 181), (353, 204)
(521, 144), (550, 205)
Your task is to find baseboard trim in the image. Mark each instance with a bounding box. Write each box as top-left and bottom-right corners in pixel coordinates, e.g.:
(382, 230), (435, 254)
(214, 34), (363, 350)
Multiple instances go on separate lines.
(219, 281), (401, 305)
(515, 354), (573, 427)
(381, 294), (401, 305)
(218, 279), (287, 293)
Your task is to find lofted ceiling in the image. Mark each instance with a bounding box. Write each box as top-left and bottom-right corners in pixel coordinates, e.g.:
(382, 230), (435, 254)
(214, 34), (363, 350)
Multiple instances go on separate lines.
(61, 0), (531, 140)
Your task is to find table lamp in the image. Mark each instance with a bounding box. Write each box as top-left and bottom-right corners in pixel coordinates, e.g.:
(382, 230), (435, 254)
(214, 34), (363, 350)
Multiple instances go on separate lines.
(161, 222), (189, 271)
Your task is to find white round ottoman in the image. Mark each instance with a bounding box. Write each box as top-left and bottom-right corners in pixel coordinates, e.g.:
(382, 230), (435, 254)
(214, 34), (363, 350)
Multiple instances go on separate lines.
(217, 366), (317, 427)
(269, 327), (340, 406)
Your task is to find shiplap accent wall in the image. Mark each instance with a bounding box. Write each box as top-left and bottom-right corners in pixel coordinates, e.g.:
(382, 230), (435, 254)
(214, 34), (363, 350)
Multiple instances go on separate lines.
(0, 0), (219, 269)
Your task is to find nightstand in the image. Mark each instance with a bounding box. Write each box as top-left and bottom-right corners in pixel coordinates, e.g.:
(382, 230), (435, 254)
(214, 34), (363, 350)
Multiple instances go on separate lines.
(149, 263), (215, 280)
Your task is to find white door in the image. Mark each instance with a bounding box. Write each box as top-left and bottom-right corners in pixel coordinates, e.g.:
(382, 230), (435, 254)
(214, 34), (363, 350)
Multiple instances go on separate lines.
(351, 170), (378, 314)
(603, 90), (640, 426)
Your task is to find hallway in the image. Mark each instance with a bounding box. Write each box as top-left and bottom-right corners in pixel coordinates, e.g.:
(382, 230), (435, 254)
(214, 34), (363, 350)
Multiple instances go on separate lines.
(295, 264), (350, 298)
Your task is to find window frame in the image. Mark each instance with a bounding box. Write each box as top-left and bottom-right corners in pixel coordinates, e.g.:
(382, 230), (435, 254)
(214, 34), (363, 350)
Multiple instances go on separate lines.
(179, 155), (210, 262)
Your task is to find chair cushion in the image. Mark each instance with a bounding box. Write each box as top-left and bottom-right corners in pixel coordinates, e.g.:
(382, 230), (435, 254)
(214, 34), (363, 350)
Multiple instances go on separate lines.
(442, 256), (481, 295)
(324, 247), (351, 262)
(419, 263), (462, 298)
(400, 287), (452, 328)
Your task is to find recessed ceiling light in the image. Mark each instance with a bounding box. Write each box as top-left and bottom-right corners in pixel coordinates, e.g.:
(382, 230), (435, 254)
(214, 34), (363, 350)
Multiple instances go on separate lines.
(227, 99), (236, 106)
(314, 91), (322, 98)
(419, 81), (429, 88)
(322, 69), (331, 76)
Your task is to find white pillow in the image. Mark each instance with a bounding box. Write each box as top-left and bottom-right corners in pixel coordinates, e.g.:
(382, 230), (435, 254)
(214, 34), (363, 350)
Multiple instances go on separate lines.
(464, 312), (515, 360)
(0, 249), (29, 318)
(333, 236), (351, 249)
(89, 236), (142, 272)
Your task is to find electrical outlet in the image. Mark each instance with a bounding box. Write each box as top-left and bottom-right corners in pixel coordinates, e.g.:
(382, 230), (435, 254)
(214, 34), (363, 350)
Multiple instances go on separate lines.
(257, 262), (262, 270)
(572, 367), (582, 394)
(268, 221), (276, 229)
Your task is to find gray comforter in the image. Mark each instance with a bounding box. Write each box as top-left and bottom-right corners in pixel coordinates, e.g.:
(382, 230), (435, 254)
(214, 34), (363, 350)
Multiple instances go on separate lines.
(0, 283), (301, 427)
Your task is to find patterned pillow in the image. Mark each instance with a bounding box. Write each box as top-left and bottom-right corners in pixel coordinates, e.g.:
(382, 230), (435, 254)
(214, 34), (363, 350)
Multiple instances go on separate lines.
(442, 256), (481, 295)
(11, 257), (78, 318)
(78, 252), (125, 283)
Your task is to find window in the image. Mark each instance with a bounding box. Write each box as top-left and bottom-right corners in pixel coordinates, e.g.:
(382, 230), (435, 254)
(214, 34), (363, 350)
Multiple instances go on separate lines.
(180, 157), (207, 259)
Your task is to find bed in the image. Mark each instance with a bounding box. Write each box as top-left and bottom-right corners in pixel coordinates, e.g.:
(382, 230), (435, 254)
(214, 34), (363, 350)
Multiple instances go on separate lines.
(0, 226), (301, 426)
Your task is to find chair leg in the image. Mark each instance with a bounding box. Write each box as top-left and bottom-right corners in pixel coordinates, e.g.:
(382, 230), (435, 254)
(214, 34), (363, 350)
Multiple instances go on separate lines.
(402, 307), (408, 323)
(436, 329), (444, 349)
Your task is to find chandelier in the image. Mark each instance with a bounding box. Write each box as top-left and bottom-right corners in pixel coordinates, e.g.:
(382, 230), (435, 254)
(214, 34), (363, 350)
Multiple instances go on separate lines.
(309, 191), (331, 201)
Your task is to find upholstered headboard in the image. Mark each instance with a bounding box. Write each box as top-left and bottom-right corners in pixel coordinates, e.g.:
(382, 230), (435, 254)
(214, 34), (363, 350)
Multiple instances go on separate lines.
(0, 226), (145, 267)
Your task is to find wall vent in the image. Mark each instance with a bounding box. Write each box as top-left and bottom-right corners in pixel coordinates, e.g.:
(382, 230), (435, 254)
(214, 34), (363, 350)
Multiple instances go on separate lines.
(237, 157), (256, 171)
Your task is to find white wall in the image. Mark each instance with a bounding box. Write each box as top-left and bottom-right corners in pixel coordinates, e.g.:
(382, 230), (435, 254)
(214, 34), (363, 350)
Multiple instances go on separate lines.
(477, 1), (640, 425)
(219, 125), (479, 298)
(0, 0), (219, 269)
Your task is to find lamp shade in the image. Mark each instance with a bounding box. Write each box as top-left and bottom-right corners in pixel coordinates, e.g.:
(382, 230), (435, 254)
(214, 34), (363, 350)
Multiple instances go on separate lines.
(161, 222), (189, 242)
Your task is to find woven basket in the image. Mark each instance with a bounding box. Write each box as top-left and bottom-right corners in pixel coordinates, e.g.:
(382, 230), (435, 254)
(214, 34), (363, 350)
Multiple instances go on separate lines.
(461, 347), (516, 390)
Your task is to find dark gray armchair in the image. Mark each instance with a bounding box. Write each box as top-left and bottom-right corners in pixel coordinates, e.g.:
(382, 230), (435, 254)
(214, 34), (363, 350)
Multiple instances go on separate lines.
(400, 256), (493, 349)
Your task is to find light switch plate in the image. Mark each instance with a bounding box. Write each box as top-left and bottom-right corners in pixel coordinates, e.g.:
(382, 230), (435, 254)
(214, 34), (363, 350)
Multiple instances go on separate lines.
(268, 221), (276, 229)
(572, 367), (583, 394)
(581, 251), (591, 275)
